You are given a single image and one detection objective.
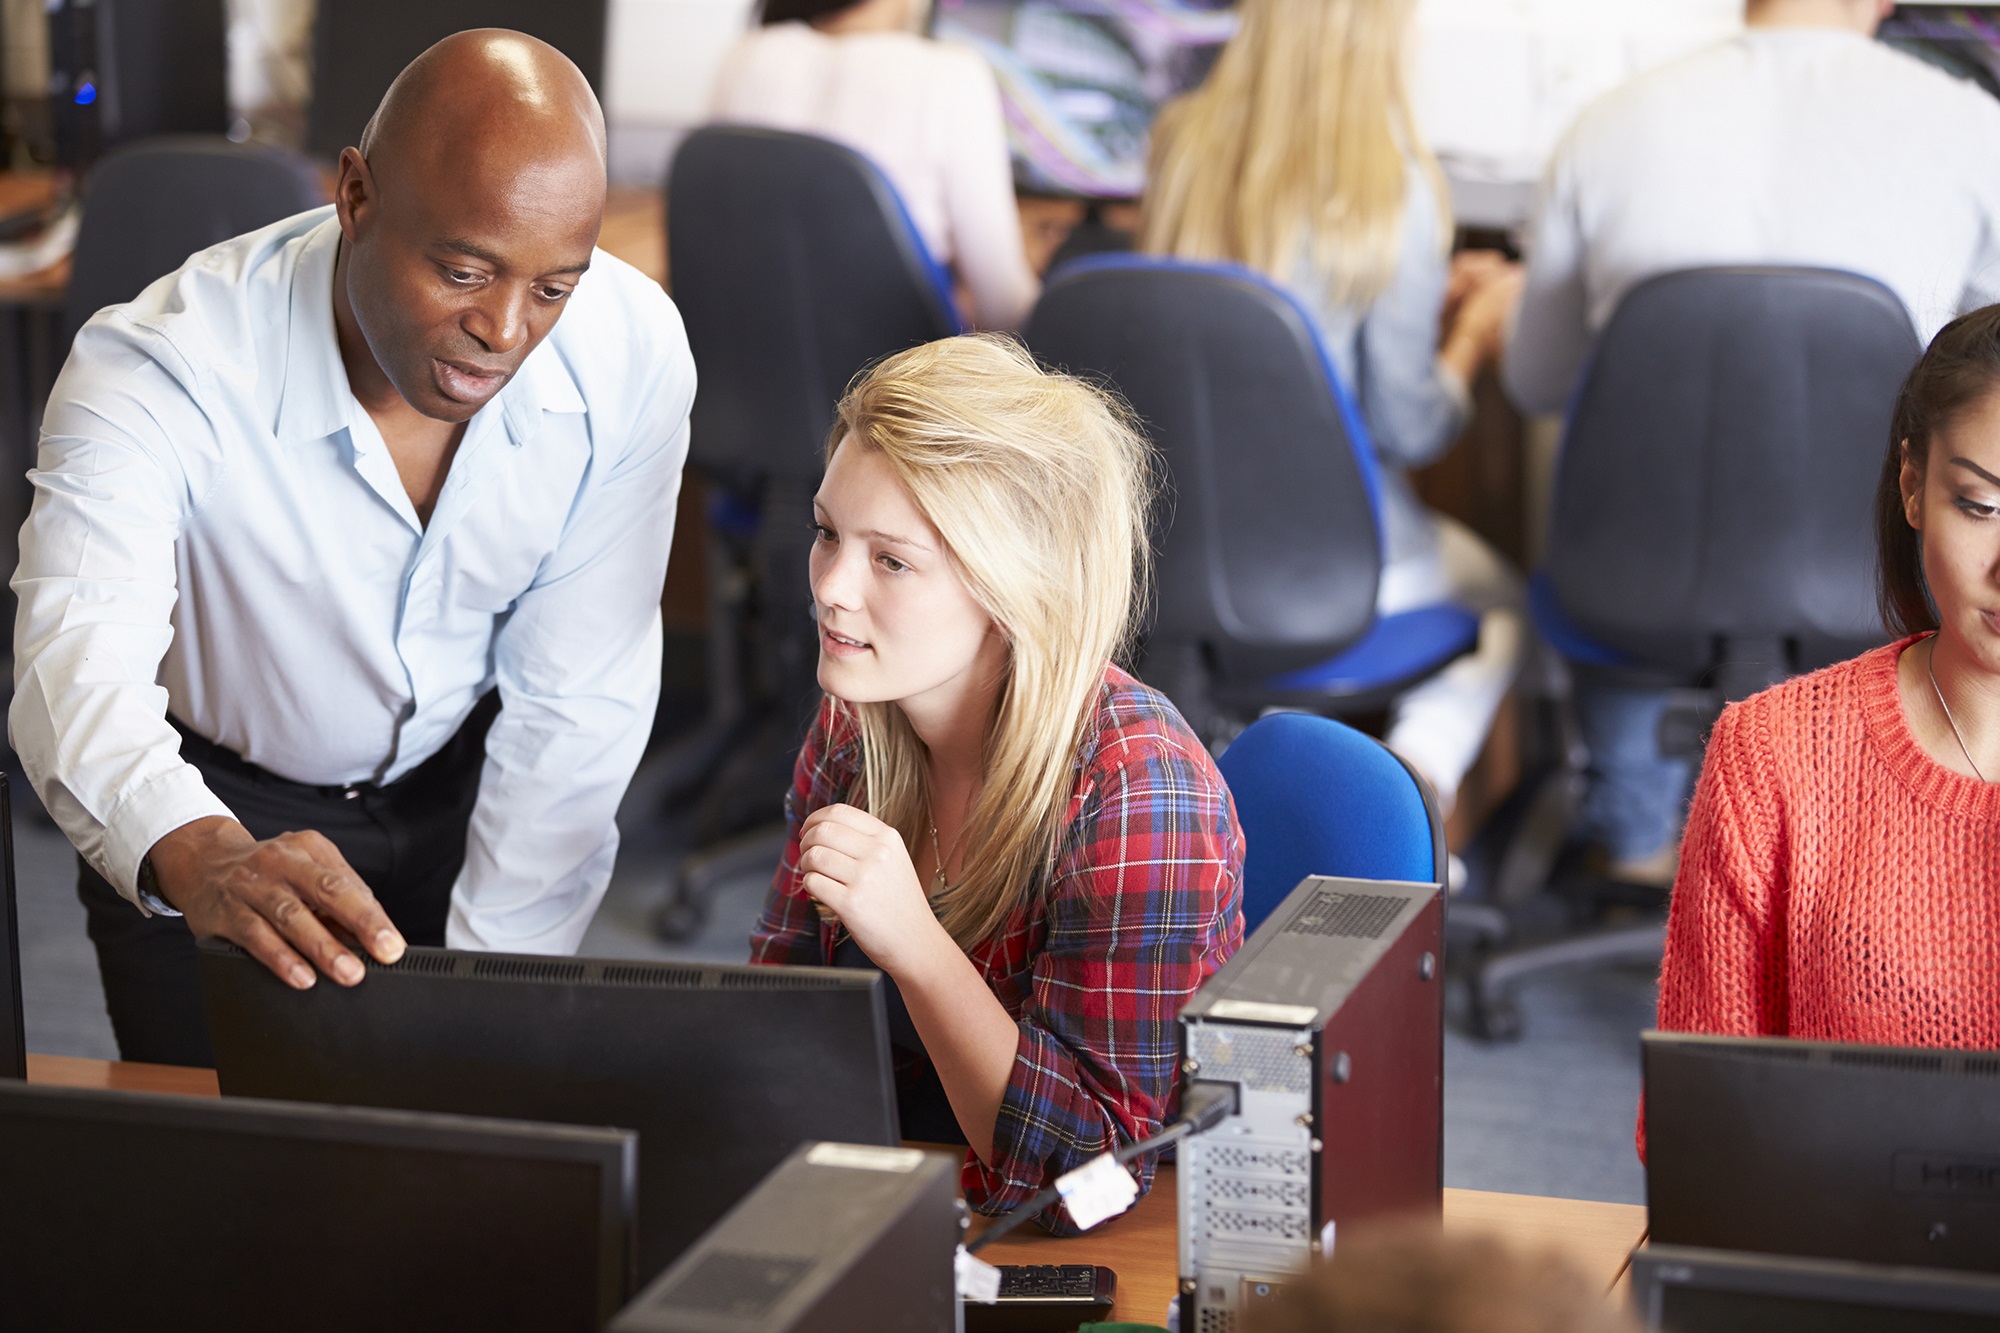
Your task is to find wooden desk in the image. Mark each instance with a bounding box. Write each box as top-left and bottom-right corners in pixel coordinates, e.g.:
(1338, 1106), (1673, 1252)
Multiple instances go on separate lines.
(26, 1054), (1647, 1326)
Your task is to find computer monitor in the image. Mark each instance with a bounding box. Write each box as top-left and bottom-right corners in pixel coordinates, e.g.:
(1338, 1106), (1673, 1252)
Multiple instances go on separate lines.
(199, 941), (901, 1284)
(0, 1079), (635, 1331)
(930, 0), (1234, 197)
(1881, 6), (2000, 102)
(0, 773), (21, 1078)
(611, 1141), (961, 1332)
(305, 1), (609, 158)
(1644, 1031), (2000, 1273)
(1630, 1244), (2000, 1332)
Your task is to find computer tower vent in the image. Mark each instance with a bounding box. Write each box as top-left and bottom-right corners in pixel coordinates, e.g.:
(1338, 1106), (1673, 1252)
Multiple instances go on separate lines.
(648, 1250), (812, 1318)
(1201, 1144), (1311, 1178)
(597, 964), (707, 990)
(1189, 1026), (1311, 1094)
(1203, 1208), (1311, 1242)
(1202, 1175), (1311, 1209)
(468, 956), (586, 985)
(1282, 889), (1405, 940)
(1198, 1308), (1237, 1333)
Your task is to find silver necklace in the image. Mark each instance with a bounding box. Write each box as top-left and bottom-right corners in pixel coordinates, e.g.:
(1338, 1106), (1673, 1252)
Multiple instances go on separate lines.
(928, 823), (952, 894)
(1927, 638), (1988, 783)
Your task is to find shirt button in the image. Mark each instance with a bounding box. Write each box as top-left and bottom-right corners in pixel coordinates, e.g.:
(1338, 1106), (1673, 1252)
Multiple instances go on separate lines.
(343, 787), (360, 801)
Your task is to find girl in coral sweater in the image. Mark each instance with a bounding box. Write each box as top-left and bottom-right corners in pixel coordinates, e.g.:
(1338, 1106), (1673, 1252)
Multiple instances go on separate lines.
(1656, 304), (2000, 1052)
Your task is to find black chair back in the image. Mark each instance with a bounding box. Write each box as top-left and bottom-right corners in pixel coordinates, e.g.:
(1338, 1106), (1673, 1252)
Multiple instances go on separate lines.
(1024, 258), (1382, 685)
(64, 135), (324, 343)
(1, 775), (23, 1079)
(668, 125), (959, 489)
(1548, 267), (1920, 689)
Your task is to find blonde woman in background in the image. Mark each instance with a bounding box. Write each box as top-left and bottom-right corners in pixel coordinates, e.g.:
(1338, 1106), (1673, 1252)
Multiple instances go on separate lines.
(708, 0), (1039, 330)
(1144, 0), (1526, 817)
(751, 336), (1244, 1231)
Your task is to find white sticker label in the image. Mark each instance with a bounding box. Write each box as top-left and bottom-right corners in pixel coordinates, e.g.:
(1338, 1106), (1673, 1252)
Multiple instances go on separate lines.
(1209, 999), (1318, 1026)
(1054, 1152), (1141, 1231)
(803, 1143), (925, 1173)
(956, 1246), (1003, 1303)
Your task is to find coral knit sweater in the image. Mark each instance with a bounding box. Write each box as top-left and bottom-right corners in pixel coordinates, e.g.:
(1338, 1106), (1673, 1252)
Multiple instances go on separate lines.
(1657, 635), (2000, 1050)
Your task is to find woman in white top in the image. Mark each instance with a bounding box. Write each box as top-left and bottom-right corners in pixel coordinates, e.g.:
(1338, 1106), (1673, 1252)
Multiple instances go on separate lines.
(709, 0), (1040, 330)
(1142, 0), (1526, 816)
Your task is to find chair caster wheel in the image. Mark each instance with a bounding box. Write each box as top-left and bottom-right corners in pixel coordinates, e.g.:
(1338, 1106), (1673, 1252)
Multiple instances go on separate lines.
(1469, 990), (1524, 1042)
(652, 896), (706, 944)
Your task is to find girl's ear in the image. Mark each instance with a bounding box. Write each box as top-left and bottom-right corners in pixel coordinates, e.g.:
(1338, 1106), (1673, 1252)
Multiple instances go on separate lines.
(1899, 437), (1925, 531)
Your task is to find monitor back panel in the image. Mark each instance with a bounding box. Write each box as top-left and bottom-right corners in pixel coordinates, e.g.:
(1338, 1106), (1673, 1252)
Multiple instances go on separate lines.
(1632, 1244), (2000, 1332)
(0, 1079), (635, 1331)
(1645, 1033), (2000, 1272)
(200, 944), (899, 1282)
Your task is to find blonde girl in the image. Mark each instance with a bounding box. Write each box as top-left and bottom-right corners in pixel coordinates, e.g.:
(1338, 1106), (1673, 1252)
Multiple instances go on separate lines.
(1144, 0), (1525, 815)
(750, 335), (1245, 1230)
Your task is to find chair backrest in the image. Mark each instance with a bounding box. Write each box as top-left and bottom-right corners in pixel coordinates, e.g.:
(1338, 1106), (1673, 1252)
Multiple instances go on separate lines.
(1023, 256), (1384, 681)
(64, 135), (324, 342)
(1216, 713), (1443, 935)
(1548, 267), (1920, 679)
(667, 126), (961, 488)
(1, 775), (23, 1079)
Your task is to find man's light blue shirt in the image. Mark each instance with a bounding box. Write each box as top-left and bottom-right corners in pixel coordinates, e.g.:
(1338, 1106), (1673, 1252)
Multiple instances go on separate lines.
(10, 207), (695, 952)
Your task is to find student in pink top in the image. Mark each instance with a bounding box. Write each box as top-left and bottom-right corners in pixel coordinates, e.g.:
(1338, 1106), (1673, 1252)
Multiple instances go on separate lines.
(1656, 304), (2000, 1055)
(708, 0), (1039, 330)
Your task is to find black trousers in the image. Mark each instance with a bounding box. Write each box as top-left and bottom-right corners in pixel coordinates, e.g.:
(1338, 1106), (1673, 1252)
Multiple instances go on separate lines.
(78, 695), (498, 1067)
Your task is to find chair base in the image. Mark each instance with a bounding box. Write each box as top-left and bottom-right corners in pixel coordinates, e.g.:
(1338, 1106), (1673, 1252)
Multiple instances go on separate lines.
(653, 823), (791, 944)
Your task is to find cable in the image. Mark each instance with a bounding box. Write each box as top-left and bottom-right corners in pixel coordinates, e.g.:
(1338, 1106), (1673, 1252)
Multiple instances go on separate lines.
(966, 1079), (1238, 1253)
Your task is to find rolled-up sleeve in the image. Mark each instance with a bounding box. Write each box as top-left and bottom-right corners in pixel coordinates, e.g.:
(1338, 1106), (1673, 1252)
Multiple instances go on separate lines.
(1502, 147), (1594, 417)
(444, 346), (695, 953)
(10, 328), (233, 903)
(963, 734), (1245, 1233)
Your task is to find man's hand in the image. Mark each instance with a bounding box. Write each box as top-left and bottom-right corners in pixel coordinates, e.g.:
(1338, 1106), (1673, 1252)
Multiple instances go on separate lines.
(147, 816), (405, 990)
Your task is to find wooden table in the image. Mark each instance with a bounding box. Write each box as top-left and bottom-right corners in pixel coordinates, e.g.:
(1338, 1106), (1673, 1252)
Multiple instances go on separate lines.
(25, 1054), (1647, 1326)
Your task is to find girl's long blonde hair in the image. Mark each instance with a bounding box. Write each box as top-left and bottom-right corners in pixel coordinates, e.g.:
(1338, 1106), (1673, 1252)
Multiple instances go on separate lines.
(1141, 0), (1447, 309)
(827, 335), (1156, 949)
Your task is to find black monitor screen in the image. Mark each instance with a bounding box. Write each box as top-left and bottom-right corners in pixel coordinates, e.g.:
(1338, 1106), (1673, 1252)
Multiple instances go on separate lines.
(1643, 1032), (2000, 1273)
(0, 1080), (634, 1331)
(200, 942), (900, 1285)
(306, 1), (608, 157)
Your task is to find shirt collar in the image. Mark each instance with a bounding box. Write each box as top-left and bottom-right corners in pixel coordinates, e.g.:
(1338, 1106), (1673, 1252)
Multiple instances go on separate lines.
(273, 212), (589, 448)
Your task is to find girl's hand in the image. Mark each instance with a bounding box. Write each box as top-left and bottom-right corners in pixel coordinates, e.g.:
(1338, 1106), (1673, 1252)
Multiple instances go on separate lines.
(798, 803), (952, 976)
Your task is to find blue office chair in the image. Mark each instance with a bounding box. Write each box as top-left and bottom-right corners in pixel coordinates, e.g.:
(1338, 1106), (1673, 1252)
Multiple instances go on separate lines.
(64, 135), (323, 347)
(1218, 713), (1444, 935)
(1463, 266), (1921, 1037)
(1023, 256), (1479, 743)
(647, 125), (961, 938)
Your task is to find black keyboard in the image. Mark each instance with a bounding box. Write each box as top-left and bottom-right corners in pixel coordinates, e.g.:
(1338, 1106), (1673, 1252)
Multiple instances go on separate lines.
(963, 1263), (1118, 1332)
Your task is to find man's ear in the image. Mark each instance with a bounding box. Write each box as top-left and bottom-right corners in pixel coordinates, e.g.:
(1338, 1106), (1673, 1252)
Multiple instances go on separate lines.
(332, 147), (376, 242)
(1899, 437), (1925, 530)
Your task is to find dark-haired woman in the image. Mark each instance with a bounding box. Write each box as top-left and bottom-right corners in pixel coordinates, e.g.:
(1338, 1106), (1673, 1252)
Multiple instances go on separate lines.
(1654, 304), (2000, 1054)
(708, 0), (1039, 330)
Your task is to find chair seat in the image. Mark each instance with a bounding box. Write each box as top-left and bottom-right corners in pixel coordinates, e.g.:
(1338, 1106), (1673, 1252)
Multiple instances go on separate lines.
(1263, 604), (1481, 694)
(1528, 571), (1632, 669)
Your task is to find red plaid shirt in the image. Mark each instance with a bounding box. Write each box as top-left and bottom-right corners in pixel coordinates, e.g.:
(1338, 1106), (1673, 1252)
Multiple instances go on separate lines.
(750, 664), (1245, 1233)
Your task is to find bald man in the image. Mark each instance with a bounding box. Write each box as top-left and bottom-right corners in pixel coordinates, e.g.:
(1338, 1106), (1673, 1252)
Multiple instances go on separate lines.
(10, 31), (694, 1064)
